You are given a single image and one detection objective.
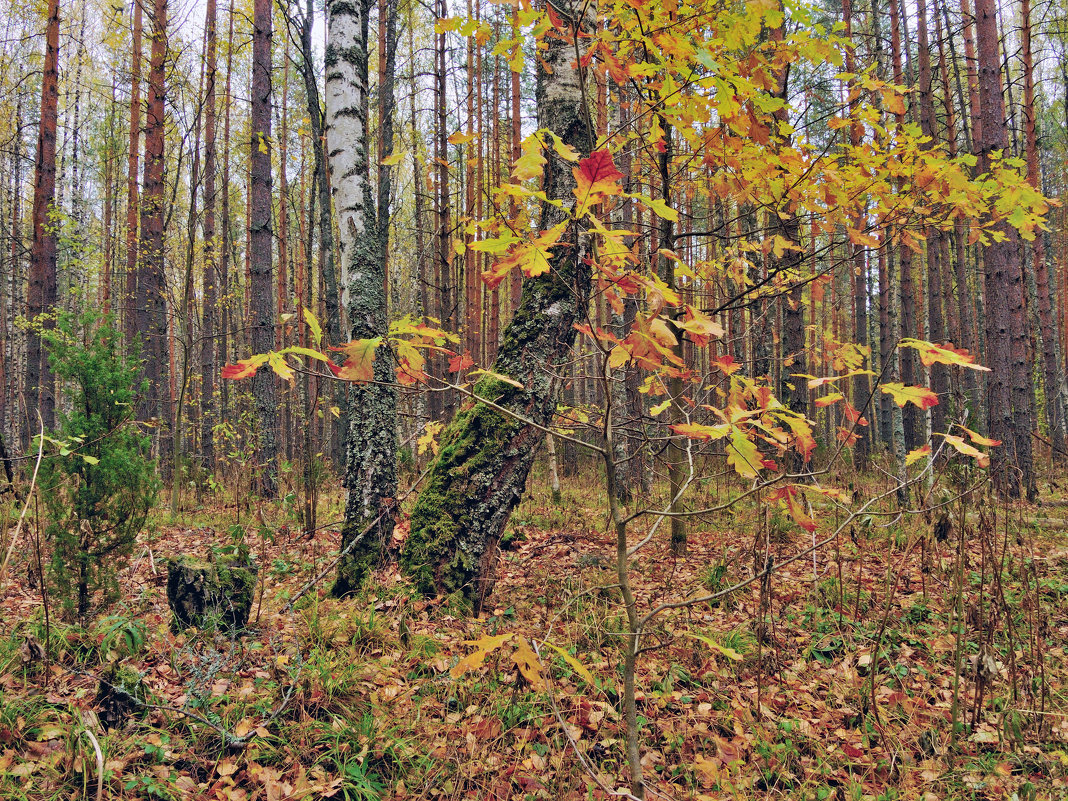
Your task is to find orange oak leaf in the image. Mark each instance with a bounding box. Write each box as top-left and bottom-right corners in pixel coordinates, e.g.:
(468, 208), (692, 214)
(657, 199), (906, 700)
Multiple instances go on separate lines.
(449, 352), (475, 373)
(573, 149), (623, 216)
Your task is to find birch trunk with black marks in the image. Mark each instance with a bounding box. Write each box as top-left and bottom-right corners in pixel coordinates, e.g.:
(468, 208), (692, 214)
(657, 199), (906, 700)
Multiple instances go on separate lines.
(400, 0), (593, 612)
(326, 0), (398, 595)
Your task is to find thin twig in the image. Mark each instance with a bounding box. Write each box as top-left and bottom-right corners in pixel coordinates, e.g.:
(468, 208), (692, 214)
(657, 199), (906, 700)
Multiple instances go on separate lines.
(283, 462), (433, 612)
(79, 728), (104, 801)
(531, 639), (643, 801)
(0, 417), (46, 591)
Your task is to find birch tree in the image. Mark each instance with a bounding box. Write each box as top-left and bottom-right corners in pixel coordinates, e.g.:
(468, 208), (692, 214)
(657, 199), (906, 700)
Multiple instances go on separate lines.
(400, 0), (594, 612)
(326, 0), (399, 594)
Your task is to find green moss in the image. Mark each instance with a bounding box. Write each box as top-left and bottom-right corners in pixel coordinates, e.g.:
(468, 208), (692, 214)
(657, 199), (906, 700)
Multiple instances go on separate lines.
(399, 254), (589, 611)
(166, 555), (257, 631)
(97, 662), (147, 729)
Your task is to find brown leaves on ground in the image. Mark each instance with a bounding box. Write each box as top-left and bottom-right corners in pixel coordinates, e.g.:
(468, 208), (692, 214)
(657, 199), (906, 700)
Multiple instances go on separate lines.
(1, 477), (1068, 800)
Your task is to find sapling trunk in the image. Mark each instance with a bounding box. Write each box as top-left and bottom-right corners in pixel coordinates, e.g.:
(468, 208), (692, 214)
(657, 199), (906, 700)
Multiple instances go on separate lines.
(546, 434), (561, 504)
(603, 375), (644, 799)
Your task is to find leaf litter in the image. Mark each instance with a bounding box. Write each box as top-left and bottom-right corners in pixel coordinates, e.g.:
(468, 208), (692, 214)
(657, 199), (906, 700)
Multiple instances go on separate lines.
(1, 475), (1067, 800)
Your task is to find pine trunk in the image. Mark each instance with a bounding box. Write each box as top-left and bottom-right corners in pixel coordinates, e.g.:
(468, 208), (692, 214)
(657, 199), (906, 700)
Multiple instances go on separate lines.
(138, 0), (171, 466)
(1021, 0), (1066, 460)
(916, 0), (947, 438)
(975, 0), (1035, 498)
(26, 0), (60, 434)
(250, 0), (279, 496)
(201, 0), (218, 473)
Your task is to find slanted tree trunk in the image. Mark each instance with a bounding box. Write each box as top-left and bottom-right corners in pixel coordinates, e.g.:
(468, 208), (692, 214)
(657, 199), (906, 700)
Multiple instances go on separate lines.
(26, 0), (60, 434)
(326, 0), (398, 595)
(250, 0), (279, 496)
(400, 0), (593, 611)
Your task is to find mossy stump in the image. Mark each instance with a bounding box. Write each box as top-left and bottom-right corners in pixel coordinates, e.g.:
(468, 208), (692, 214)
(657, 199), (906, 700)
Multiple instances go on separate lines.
(97, 663), (146, 730)
(166, 555), (257, 632)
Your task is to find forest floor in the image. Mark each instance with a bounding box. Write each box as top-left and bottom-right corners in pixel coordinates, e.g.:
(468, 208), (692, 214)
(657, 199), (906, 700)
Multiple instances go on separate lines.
(2, 463), (1068, 800)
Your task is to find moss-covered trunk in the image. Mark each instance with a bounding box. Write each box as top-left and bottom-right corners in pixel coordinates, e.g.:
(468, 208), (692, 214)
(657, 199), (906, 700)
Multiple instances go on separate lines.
(400, 0), (592, 612)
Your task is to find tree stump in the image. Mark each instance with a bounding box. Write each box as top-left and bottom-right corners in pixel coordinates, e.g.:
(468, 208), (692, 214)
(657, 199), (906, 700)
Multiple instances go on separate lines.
(97, 663), (146, 730)
(166, 555), (257, 631)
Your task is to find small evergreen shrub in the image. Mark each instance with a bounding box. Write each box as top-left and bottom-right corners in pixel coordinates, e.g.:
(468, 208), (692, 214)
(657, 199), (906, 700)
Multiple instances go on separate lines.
(40, 313), (159, 621)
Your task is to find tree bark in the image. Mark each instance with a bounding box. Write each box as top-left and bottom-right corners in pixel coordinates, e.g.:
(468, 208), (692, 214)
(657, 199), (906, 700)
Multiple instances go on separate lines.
(26, 0), (60, 434)
(200, 0), (218, 474)
(124, 0), (142, 353)
(326, 0), (398, 594)
(250, 0), (279, 496)
(844, 0), (870, 469)
(916, 0), (948, 438)
(137, 0), (171, 468)
(400, 0), (593, 611)
(1021, 0), (1066, 461)
(975, 0), (1035, 498)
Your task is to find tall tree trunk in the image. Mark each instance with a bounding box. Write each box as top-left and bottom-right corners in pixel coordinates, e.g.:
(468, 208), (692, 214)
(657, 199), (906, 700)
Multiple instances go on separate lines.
(219, 0), (235, 420)
(400, 0), (593, 611)
(656, 119), (687, 554)
(326, 0), (398, 594)
(250, 0), (279, 496)
(770, 12), (806, 469)
(916, 0), (947, 438)
(975, 0), (1035, 498)
(294, 0), (343, 471)
(936, 3), (979, 413)
(845, 0), (870, 468)
(122, 0), (142, 350)
(1021, 0), (1066, 461)
(463, 2), (481, 363)
(137, 0), (171, 470)
(889, 0), (921, 450)
(435, 0), (455, 418)
(201, 0), (218, 474)
(26, 0), (60, 434)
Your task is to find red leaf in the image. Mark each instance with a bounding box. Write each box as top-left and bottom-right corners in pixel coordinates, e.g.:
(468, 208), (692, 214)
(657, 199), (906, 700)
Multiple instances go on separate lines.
(842, 402), (869, 426)
(449, 352), (475, 373)
(221, 355), (267, 380)
(573, 149), (623, 215)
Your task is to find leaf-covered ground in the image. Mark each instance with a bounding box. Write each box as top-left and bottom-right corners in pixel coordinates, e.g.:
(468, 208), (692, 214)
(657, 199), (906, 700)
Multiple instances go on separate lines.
(2, 467), (1068, 800)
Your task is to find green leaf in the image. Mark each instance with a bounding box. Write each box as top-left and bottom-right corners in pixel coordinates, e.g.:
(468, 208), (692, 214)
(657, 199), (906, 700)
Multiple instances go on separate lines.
(685, 632), (743, 661)
(542, 640), (597, 687)
(727, 427), (761, 479)
(303, 306), (323, 346)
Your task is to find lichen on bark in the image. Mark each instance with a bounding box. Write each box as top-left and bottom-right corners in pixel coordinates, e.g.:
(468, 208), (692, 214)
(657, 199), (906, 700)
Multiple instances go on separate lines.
(327, 0), (399, 595)
(400, 0), (593, 611)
